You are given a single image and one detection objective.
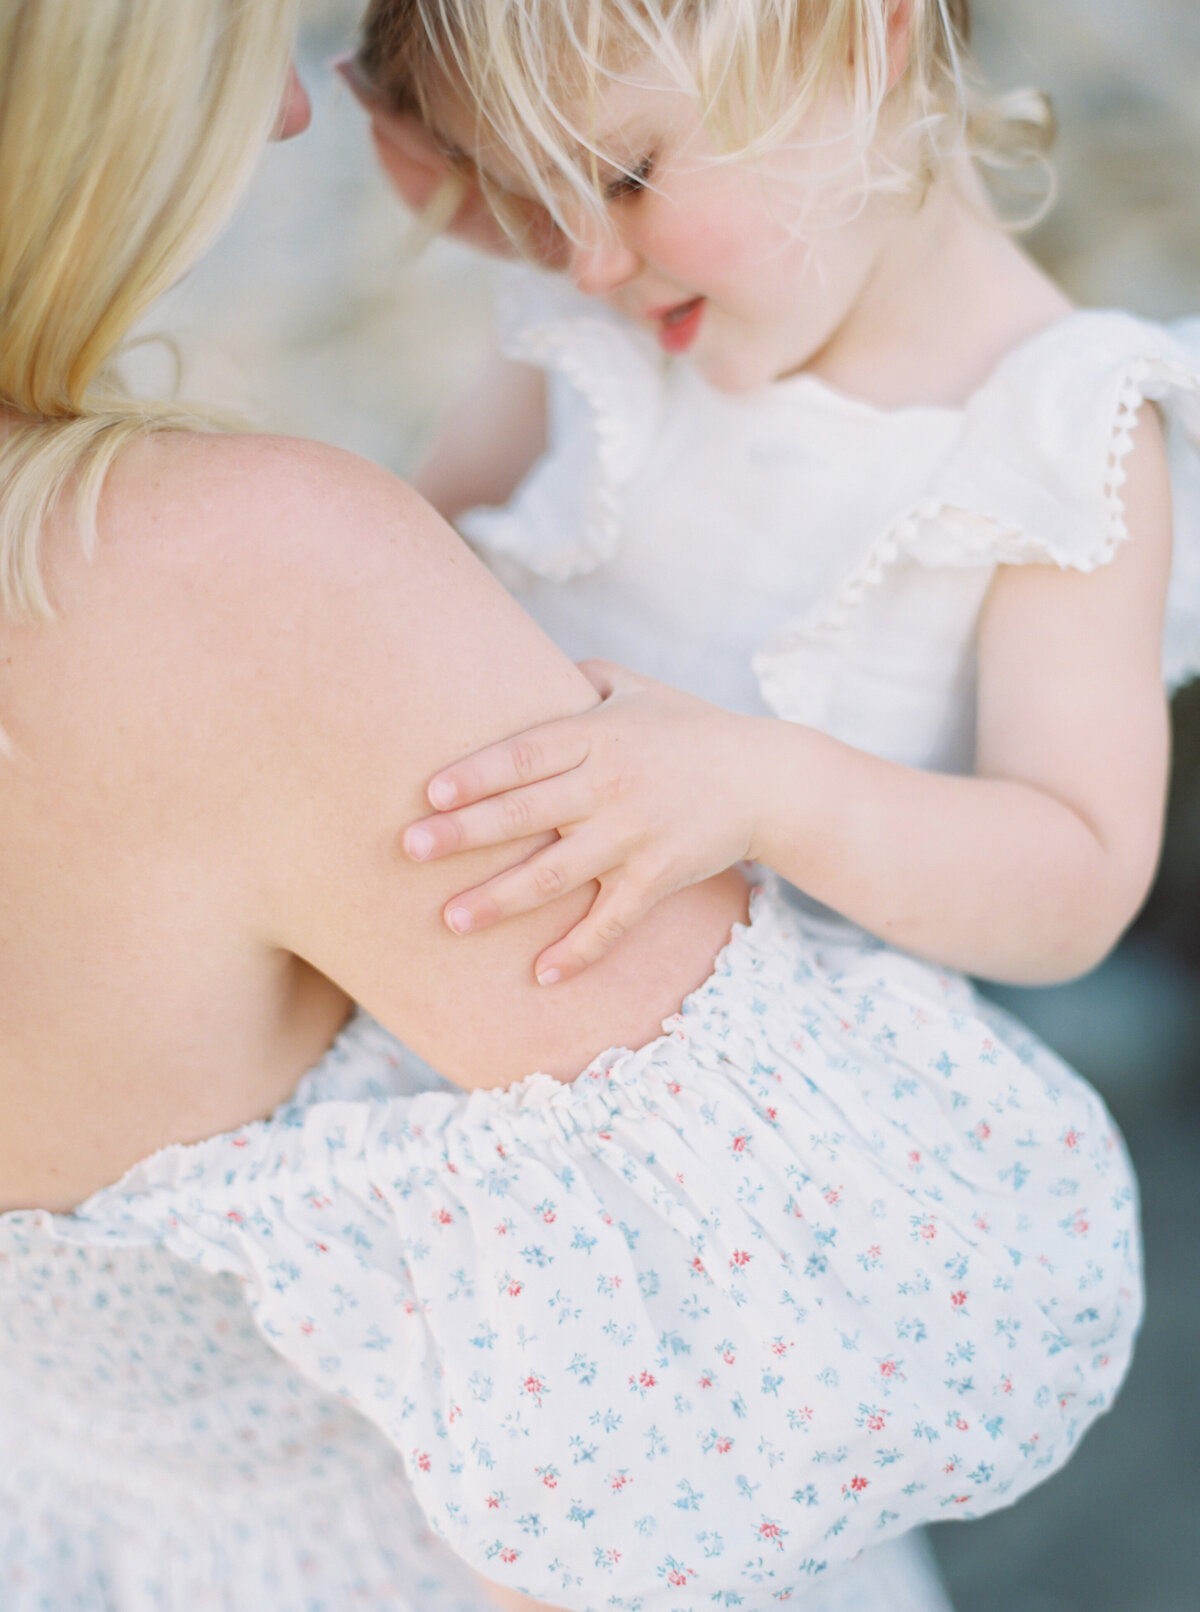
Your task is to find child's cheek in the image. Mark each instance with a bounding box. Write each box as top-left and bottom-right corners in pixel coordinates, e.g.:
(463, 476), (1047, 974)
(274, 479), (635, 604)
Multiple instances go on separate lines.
(662, 213), (756, 285)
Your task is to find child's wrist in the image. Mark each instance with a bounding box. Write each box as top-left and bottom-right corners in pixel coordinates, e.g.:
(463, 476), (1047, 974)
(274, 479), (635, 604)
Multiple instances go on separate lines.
(741, 714), (822, 874)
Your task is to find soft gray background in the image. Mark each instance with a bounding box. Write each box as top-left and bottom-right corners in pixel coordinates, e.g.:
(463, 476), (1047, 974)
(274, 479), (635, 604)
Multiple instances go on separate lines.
(153, 3), (1200, 1607)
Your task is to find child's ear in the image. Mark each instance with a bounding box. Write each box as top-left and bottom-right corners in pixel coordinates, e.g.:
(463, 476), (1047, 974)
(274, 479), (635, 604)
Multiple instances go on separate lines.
(363, 103), (453, 215)
(885, 0), (917, 88)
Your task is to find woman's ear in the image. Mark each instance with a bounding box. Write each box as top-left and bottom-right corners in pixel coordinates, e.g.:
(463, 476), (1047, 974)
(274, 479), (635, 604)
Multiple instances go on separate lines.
(885, 0), (917, 88)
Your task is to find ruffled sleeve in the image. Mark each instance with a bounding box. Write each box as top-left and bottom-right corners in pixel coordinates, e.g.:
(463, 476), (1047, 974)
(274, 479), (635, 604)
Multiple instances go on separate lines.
(909, 310), (1200, 688)
(755, 310), (1200, 752)
(457, 267), (664, 581)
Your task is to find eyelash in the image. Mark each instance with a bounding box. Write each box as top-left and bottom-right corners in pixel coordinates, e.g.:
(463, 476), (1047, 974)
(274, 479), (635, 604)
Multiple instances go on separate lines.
(603, 154), (655, 202)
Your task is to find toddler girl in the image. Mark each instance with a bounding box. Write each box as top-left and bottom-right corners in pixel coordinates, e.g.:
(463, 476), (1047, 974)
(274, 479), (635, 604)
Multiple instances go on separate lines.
(283, 0), (1200, 1601)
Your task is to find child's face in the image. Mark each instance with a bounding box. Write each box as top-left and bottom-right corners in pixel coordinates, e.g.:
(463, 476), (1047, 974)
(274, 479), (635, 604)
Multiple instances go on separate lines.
(434, 64), (905, 393)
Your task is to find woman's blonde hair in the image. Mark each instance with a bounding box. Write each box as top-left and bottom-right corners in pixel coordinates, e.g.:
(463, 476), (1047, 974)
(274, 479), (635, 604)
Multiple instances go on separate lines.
(0, 0), (298, 620)
(358, 0), (1052, 241)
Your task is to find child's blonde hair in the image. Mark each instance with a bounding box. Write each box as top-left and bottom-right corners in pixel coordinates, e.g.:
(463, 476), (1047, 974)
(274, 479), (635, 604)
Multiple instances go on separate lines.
(0, 0), (299, 621)
(357, 0), (1052, 239)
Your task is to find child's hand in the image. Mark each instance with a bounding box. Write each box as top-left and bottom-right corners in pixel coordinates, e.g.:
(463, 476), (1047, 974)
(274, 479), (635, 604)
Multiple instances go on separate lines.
(403, 662), (762, 983)
(335, 58), (567, 268)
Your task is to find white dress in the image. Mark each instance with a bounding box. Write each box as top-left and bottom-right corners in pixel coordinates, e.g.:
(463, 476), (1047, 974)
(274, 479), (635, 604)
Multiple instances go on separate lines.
(4, 278), (1197, 1612)
(9, 903), (1141, 1611)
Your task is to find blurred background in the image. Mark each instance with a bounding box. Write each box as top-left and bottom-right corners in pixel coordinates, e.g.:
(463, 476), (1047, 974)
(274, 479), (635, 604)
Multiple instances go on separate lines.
(152, 1), (1200, 1606)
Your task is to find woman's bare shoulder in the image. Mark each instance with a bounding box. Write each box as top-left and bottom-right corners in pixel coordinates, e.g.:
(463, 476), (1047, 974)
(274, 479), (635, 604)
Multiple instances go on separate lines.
(99, 428), (438, 590)
(41, 428), (478, 733)
(8, 425), (516, 883)
(3, 423), (743, 1096)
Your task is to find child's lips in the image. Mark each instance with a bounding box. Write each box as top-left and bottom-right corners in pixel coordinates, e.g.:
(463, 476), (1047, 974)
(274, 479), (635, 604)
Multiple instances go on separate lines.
(647, 296), (706, 354)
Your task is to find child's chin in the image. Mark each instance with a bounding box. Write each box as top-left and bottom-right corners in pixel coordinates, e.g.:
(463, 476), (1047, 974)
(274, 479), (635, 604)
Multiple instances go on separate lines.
(693, 353), (780, 395)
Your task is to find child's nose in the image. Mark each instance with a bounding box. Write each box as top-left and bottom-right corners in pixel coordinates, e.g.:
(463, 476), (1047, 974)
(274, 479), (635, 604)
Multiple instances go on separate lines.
(567, 231), (640, 296)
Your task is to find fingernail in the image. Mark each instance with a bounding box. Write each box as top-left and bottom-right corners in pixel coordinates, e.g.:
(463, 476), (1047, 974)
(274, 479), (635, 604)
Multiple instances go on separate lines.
(446, 906), (474, 935)
(405, 827), (435, 861)
(429, 780), (457, 809)
(536, 967), (561, 987)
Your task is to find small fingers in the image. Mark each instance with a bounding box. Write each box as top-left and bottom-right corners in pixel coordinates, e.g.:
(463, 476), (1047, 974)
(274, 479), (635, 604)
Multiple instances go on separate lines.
(426, 722), (588, 811)
(533, 884), (654, 984)
(439, 842), (602, 937)
(403, 776), (586, 861)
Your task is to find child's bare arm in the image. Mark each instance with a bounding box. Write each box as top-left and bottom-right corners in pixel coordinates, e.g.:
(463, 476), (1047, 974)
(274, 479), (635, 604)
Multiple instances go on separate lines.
(748, 406), (1172, 982)
(415, 349), (548, 523)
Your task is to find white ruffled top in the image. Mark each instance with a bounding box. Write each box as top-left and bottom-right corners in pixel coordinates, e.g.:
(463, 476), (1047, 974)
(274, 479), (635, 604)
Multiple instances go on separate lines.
(460, 270), (1200, 773)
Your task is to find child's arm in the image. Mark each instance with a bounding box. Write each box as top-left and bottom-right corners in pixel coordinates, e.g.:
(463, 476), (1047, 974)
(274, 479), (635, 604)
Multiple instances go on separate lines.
(414, 349), (548, 523)
(402, 411), (1173, 987)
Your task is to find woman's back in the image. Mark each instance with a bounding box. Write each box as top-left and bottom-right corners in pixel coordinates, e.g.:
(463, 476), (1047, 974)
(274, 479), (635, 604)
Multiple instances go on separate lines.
(0, 431), (351, 1207)
(0, 426), (747, 1211)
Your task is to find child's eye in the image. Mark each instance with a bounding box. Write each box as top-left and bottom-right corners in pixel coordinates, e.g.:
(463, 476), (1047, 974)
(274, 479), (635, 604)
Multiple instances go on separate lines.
(603, 154), (654, 202)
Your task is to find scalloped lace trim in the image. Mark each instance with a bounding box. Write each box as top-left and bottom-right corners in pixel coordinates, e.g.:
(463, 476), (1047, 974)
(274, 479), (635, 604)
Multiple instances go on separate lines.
(481, 280), (662, 579)
(759, 348), (1200, 692)
(514, 324), (630, 571)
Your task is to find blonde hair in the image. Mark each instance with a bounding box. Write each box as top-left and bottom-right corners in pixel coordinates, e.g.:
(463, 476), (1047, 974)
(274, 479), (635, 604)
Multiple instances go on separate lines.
(0, 0), (299, 621)
(357, 0), (1052, 241)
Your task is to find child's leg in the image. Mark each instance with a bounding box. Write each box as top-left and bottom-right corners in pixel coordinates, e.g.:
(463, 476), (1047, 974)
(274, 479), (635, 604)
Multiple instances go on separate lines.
(67, 881), (1139, 1612)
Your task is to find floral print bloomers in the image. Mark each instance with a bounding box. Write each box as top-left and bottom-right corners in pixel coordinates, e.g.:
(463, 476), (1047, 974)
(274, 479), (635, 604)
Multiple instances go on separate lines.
(27, 877), (1141, 1612)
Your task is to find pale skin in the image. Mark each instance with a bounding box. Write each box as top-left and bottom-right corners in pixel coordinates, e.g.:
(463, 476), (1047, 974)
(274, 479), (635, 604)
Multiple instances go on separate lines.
(351, 36), (1175, 992)
(0, 429), (746, 1215)
(0, 46), (1157, 1612)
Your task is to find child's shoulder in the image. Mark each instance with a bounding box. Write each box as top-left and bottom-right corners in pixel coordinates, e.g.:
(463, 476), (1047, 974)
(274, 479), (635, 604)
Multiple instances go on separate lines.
(951, 306), (1200, 547)
(926, 305), (1200, 689)
(972, 304), (1200, 418)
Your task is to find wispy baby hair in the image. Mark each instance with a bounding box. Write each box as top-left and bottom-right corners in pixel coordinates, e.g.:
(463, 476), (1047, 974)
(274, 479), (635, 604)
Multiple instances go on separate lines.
(0, 0), (299, 622)
(357, 0), (1053, 237)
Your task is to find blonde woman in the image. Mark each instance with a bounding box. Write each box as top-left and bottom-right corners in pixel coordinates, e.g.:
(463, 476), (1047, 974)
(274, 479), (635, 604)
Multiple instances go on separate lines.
(1, 5), (1140, 1611)
(0, 3), (740, 1602)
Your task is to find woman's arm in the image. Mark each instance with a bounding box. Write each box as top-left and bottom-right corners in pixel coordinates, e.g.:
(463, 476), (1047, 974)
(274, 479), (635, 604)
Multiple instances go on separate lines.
(143, 430), (746, 1086)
